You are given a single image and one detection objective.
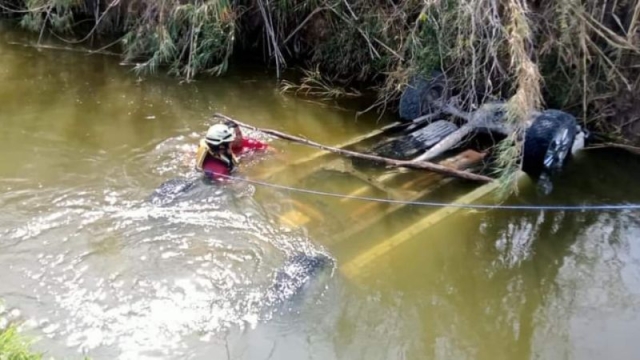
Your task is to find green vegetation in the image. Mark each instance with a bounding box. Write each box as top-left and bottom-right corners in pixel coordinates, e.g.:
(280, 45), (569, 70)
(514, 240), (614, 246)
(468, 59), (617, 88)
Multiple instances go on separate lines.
(1, 0), (640, 188)
(0, 326), (42, 360)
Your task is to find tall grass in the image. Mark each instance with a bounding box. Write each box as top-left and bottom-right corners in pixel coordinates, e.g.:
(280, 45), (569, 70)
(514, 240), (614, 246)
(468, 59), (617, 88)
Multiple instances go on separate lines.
(0, 326), (42, 360)
(123, 0), (237, 78)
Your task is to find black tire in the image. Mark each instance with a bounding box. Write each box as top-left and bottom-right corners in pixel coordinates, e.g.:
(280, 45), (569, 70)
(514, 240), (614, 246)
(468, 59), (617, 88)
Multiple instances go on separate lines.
(369, 120), (459, 160)
(522, 110), (577, 179)
(399, 71), (449, 121)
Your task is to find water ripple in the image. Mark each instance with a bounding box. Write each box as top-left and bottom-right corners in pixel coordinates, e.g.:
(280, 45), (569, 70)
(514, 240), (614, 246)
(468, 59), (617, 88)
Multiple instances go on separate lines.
(0, 165), (335, 359)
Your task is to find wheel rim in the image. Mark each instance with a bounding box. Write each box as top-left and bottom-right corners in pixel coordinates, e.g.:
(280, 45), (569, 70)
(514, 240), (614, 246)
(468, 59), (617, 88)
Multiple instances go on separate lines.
(422, 84), (446, 110)
(543, 128), (571, 170)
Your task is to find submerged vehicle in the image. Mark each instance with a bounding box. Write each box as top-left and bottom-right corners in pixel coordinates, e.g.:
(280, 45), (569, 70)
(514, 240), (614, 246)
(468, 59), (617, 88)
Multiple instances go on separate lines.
(149, 74), (589, 290)
(230, 75), (588, 280)
(394, 71), (588, 185)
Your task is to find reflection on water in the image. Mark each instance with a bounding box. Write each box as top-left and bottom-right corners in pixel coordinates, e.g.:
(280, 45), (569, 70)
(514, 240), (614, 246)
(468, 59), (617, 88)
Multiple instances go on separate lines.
(0, 143), (333, 357)
(2, 24), (640, 360)
(362, 161), (640, 360)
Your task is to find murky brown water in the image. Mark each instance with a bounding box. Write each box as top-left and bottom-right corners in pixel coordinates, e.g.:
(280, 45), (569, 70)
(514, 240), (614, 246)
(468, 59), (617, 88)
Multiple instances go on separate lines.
(2, 23), (640, 360)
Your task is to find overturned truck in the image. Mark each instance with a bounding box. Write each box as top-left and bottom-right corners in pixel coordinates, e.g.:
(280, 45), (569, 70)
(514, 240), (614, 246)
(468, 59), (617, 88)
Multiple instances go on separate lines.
(386, 72), (588, 188)
(221, 73), (590, 280)
(150, 76), (590, 283)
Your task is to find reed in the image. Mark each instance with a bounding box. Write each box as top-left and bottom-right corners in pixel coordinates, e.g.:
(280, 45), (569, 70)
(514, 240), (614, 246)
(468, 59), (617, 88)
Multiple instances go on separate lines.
(0, 325), (42, 360)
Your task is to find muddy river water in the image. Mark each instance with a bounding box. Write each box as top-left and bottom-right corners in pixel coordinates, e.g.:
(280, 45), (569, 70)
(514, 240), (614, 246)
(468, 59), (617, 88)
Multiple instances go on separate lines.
(2, 25), (640, 360)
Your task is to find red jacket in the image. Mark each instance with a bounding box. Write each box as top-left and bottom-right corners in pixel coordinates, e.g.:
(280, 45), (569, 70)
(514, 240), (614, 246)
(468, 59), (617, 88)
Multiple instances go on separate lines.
(201, 138), (268, 180)
(233, 138), (268, 155)
(201, 156), (231, 180)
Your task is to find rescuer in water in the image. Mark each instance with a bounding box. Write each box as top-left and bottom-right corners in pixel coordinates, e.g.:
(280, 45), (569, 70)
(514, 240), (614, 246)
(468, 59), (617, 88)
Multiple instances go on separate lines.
(194, 122), (269, 180)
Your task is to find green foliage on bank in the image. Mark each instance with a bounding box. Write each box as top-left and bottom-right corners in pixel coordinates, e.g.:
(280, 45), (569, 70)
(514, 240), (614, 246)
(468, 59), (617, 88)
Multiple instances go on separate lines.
(0, 326), (42, 360)
(5, 0), (637, 118)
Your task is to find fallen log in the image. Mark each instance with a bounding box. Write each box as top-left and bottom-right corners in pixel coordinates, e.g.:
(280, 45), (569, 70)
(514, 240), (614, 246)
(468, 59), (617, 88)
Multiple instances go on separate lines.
(212, 113), (494, 183)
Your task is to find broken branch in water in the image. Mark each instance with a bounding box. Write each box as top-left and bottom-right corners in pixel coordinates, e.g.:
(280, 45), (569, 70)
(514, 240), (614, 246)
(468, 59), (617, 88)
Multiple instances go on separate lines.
(7, 41), (121, 57)
(212, 113), (494, 183)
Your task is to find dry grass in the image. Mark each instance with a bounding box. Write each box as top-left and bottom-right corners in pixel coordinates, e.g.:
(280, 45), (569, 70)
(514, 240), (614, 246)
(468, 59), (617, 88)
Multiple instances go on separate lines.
(279, 66), (362, 100)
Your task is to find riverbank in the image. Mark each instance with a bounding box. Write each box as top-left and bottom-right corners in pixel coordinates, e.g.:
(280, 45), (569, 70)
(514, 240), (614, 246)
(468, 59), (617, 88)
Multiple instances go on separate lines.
(2, 0), (640, 171)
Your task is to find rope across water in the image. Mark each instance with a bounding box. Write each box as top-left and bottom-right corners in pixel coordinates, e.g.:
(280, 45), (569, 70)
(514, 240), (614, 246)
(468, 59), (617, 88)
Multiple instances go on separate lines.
(216, 173), (640, 212)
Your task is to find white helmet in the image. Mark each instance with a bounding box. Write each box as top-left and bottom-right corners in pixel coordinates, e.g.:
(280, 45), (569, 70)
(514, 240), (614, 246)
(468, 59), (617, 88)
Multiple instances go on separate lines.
(205, 123), (236, 146)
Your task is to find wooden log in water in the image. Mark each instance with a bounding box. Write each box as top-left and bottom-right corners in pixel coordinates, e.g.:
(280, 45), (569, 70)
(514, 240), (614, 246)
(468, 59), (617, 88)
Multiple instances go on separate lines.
(212, 113), (495, 183)
(248, 112), (443, 182)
